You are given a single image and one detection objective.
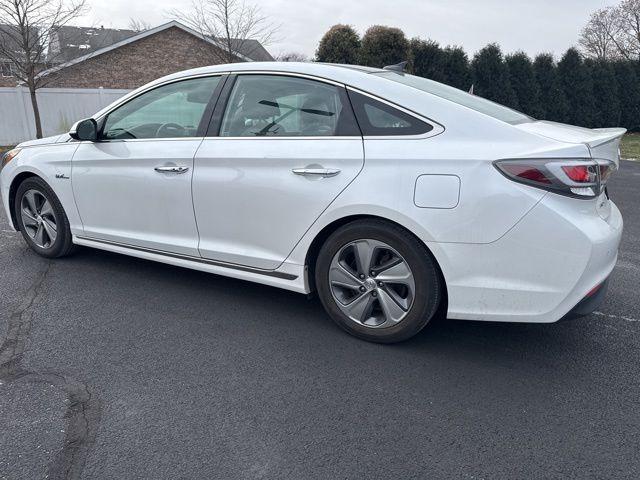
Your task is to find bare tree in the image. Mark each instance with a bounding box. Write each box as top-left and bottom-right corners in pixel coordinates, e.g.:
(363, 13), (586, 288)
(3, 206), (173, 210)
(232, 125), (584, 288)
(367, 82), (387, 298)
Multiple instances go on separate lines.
(613, 0), (640, 60)
(579, 7), (620, 60)
(0, 0), (87, 138)
(275, 51), (308, 62)
(170, 0), (279, 63)
(128, 18), (152, 33)
(580, 0), (640, 61)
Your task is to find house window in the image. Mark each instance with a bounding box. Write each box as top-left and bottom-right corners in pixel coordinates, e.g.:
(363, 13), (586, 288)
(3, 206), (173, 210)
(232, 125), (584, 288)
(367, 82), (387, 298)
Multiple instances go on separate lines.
(1, 61), (15, 77)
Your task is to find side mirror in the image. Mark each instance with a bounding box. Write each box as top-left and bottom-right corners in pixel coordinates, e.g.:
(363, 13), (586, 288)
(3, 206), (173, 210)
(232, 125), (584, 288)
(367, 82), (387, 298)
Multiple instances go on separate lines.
(69, 118), (98, 141)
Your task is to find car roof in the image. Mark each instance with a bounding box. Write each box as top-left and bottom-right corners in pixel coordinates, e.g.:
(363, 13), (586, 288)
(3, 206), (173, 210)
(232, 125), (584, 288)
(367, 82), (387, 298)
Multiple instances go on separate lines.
(157, 61), (380, 85)
(317, 63), (386, 73)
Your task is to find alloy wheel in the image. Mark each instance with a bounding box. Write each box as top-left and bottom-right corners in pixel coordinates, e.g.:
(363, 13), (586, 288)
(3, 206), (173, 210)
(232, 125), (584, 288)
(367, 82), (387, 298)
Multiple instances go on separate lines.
(20, 189), (57, 249)
(328, 239), (416, 328)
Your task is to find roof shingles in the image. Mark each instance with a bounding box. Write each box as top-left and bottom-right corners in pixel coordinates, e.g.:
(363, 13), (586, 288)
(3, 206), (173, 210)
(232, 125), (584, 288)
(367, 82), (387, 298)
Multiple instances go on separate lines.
(45, 23), (273, 64)
(48, 26), (138, 63)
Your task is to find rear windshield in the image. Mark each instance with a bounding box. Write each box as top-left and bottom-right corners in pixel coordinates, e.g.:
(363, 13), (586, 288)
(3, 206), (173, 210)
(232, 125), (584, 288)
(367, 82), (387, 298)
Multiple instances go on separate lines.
(373, 71), (532, 125)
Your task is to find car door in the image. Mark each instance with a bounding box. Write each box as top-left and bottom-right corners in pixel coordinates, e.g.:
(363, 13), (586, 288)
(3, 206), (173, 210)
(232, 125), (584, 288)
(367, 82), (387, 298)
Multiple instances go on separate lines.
(72, 75), (224, 256)
(193, 73), (364, 270)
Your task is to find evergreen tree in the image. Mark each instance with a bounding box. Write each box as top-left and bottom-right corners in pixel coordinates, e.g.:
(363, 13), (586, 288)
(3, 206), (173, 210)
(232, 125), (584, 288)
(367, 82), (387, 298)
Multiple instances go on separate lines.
(315, 24), (361, 64)
(612, 61), (640, 130)
(358, 25), (409, 68)
(471, 44), (519, 109)
(587, 59), (621, 128)
(409, 39), (447, 83)
(557, 48), (596, 127)
(532, 53), (569, 122)
(506, 51), (544, 118)
(443, 46), (471, 91)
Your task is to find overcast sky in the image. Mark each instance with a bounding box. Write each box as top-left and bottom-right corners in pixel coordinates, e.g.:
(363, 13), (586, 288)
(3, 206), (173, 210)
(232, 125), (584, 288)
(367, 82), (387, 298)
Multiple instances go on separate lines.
(79, 0), (620, 59)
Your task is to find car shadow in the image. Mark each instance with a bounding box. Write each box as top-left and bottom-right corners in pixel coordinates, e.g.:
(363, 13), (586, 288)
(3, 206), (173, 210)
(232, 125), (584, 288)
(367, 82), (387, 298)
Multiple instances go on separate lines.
(63, 246), (618, 376)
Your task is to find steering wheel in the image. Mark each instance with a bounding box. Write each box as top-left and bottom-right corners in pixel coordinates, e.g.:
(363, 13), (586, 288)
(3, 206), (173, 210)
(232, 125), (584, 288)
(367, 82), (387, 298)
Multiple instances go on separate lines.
(155, 123), (186, 138)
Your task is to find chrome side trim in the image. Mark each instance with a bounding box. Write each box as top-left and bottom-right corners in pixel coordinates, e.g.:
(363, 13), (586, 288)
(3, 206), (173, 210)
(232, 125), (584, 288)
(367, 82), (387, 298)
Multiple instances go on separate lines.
(201, 136), (362, 141)
(78, 137), (205, 144)
(75, 236), (298, 280)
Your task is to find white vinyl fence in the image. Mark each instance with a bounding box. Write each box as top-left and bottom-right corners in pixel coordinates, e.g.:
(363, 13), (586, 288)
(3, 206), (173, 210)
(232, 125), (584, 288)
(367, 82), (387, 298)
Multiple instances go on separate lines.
(0, 87), (131, 145)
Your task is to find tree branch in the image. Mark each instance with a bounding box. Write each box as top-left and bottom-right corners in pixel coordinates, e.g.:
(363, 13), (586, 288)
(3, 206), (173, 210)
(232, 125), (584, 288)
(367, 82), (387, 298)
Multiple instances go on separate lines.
(168, 0), (278, 63)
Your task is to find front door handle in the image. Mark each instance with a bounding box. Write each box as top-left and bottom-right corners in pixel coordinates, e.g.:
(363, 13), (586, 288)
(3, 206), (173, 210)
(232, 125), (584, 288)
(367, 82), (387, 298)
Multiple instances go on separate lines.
(155, 165), (189, 174)
(292, 168), (341, 178)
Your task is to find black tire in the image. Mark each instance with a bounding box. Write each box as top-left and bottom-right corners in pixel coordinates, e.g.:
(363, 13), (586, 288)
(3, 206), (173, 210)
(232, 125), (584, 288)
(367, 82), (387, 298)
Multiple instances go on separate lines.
(14, 176), (75, 259)
(315, 219), (442, 344)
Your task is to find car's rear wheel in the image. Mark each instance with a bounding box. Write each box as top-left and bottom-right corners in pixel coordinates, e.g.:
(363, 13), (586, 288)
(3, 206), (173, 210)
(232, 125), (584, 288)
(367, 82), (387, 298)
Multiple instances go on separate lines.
(14, 177), (75, 258)
(315, 219), (442, 343)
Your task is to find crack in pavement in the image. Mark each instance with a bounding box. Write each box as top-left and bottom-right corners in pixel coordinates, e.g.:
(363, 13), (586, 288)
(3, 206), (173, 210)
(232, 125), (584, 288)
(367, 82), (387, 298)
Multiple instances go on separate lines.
(0, 262), (52, 374)
(0, 259), (102, 480)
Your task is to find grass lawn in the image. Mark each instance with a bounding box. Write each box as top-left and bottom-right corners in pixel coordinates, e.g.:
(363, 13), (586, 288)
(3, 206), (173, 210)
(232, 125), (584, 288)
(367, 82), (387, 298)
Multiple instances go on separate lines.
(621, 134), (640, 160)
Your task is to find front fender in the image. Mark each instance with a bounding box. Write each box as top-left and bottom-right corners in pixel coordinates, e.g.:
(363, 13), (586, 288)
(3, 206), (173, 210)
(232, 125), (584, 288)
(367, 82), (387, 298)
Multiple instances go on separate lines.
(0, 144), (82, 233)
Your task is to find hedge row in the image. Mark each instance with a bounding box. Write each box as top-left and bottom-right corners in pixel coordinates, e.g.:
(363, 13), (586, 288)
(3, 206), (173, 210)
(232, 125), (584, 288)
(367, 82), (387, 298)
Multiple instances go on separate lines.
(316, 26), (640, 130)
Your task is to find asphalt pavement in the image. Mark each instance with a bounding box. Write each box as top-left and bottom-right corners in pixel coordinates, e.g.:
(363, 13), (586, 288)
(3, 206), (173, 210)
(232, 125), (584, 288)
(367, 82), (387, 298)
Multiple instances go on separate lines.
(1, 160), (639, 480)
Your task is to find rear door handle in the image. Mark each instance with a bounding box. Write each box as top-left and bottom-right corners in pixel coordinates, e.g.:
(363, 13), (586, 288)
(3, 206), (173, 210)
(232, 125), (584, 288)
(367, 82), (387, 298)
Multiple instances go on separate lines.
(155, 165), (189, 174)
(292, 168), (341, 178)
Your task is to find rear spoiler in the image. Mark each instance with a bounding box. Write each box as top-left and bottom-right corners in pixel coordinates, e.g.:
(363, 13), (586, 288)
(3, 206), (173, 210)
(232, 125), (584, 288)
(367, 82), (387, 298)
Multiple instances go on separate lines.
(585, 128), (626, 167)
(587, 128), (627, 148)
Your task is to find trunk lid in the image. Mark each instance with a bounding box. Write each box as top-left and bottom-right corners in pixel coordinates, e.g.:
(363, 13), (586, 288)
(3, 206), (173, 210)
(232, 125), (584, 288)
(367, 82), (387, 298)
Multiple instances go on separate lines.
(515, 120), (626, 166)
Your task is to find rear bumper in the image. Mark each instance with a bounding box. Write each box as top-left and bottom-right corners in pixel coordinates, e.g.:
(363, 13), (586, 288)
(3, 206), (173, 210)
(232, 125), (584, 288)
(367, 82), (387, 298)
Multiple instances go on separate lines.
(432, 193), (622, 323)
(564, 279), (609, 319)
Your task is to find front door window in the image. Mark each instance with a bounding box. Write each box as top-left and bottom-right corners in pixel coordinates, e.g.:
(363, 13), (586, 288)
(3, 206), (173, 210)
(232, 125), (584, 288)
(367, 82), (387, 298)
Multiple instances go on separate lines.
(102, 76), (221, 140)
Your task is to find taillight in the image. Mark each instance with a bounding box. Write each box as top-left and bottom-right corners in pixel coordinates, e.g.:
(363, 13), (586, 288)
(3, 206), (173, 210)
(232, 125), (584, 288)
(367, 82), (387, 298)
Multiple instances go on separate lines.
(598, 162), (615, 184)
(494, 158), (617, 199)
(499, 163), (553, 184)
(561, 165), (596, 183)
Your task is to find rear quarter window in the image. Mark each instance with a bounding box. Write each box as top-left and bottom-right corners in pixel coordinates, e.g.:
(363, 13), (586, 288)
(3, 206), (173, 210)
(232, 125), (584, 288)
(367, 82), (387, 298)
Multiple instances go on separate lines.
(348, 90), (433, 136)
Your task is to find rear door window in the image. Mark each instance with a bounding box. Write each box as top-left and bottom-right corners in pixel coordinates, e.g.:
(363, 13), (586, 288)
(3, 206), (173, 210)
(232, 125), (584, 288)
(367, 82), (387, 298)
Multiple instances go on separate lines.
(219, 74), (360, 137)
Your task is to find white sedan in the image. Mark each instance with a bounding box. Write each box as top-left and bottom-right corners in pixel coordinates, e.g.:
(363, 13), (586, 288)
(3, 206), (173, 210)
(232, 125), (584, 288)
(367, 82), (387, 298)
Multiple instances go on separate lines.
(0, 62), (624, 343)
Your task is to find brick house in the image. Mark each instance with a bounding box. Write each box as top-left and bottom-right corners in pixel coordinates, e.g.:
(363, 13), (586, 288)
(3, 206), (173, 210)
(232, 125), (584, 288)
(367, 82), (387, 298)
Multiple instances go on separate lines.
(2, 21), (273, 89)
(37, 21), (273, 89)
(0, 24), (135, 87)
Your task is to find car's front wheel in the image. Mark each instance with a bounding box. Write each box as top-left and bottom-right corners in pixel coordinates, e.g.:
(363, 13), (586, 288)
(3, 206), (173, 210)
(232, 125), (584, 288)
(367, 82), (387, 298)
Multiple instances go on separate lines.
(14, 177), (75, 258)
(315, 219), (442, 343)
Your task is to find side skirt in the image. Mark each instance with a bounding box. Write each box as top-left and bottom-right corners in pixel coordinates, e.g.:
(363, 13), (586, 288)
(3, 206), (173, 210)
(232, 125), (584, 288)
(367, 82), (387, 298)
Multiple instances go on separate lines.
(73, 236), (309, 294)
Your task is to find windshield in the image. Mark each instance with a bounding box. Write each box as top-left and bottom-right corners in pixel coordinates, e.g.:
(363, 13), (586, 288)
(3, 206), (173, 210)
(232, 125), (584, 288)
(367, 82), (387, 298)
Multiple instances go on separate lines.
(373, 71), (532, 125)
